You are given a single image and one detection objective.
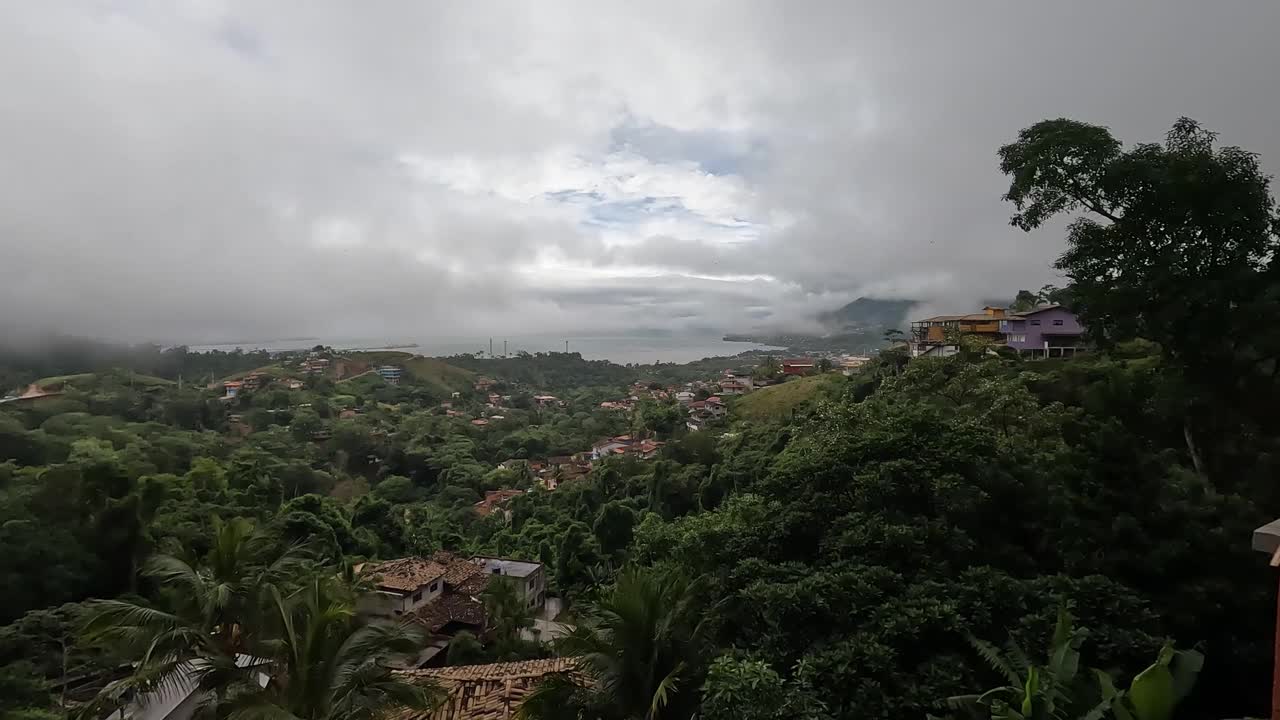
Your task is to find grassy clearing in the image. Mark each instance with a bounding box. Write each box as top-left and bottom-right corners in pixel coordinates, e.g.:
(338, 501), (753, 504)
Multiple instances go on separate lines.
(36, 371), (175, 389)
(733, 373), (844, 420)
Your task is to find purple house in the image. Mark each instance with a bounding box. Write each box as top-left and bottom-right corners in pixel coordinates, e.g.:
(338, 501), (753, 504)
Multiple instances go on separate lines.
(999, 306), (1086, 357)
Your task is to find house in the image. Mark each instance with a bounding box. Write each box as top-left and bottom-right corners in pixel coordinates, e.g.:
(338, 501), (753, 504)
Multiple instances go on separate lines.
(473, 489), (524, 520)
(540, 456), (589, 487)
(408, 552), (547, 640)
(470, 418), (489, 427)
(409, 552), (492, 637)
(909, 306), (1007, 357)
(703, 397), (727, 418)
(222, 380), (242, 399)
(302, 357), (330, 375)
(286, 378), (305, 390)
(591, 435), (634, 460)
(359, 552), (543, 647)
(999, 305), (1086, 358)
(338, 408), (359, 419)
(532, 394), (558, 408)
(473, 556), (547, 610)
(241, 372), (265, 391)
(391, 658), (580, 720)
(376, 366), (403, 385)
(718, 378), (750, 394)
(633, 439), (665, 459)
(674, 391), (695, 404)
(487, 393), (502, 406)
(356, 557), (447, 617)
(474, 377), (496, 392)
(782, 359), (816, 376)
(840, 356), (870, 374)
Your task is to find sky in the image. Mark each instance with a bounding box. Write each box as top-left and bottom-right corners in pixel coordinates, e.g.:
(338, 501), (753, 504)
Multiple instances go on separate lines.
(3, 1), (1279, 345)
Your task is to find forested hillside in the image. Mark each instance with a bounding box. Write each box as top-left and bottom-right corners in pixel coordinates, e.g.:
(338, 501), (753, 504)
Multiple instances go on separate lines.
(1, 116), (1277, 720)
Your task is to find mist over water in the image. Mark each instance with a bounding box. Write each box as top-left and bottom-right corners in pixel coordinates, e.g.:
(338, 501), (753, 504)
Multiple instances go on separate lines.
(184, 334), (783, 365)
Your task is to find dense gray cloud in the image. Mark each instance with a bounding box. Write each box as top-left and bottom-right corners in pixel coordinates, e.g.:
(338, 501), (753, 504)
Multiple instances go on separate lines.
(2, 1), (1278, 345)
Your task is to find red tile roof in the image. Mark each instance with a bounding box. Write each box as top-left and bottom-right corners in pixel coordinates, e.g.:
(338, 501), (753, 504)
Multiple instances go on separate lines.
(473, 489), (523, 517)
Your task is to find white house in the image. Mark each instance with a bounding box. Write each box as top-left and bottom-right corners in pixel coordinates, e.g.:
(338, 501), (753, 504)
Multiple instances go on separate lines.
(354, 557), (447, 617)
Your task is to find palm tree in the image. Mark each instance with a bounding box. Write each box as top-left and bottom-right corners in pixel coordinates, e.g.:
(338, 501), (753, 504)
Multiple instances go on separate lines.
(943, 610), (1203, 720)
(523, 566), (711, 720)
(77, 517), (311, 717)
(224, 578), (439, 720)
(483, 576), (536, 651)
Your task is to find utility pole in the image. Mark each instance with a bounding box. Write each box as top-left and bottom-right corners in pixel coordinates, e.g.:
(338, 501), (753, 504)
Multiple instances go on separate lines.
(565, 340), (569, 353)
(503, 340), (507, 357)
(489, 338), (493, 357)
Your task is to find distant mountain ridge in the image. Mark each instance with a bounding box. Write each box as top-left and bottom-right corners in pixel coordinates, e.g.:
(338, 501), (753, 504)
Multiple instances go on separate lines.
(723, 297), (918, 352)
(818, 297), (917, 332)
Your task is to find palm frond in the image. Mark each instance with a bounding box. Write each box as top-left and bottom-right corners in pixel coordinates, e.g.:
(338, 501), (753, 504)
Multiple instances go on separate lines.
(516, 672), (592, 720)
(328, 622), (423, 701)
(646, 664), (683, 720)
(967, 635), (1024, 686)
(940, 694), (988, 720)
(142, 554), (206, 594)
(75, 658), (198, 719)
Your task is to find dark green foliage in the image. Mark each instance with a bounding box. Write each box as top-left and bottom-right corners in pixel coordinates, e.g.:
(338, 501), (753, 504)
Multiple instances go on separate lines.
(592, 501), (637, 558)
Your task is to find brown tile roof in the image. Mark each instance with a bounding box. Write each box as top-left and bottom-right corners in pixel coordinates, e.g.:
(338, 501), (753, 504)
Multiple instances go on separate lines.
(361, 557), (446, 593)
(411, 580), (488, 633)
(391, 658), (581, 720)
(430, 552), (486, 587)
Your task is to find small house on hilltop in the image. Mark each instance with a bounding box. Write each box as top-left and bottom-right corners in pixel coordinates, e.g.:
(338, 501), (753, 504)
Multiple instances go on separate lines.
(782, 359), (816, 376)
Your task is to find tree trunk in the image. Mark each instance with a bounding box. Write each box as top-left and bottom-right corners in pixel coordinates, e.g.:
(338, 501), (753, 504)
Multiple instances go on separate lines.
(1183, 418), (1206, 478)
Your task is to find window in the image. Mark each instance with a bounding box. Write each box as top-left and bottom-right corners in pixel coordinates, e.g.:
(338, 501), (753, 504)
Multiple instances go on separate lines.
(1053, 319), (1064, 326)
(412, 591), (422, 602)
(1030, 320), (1041, 325)
(492, 568), (502, 574)
(429, 581), (439, 592)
